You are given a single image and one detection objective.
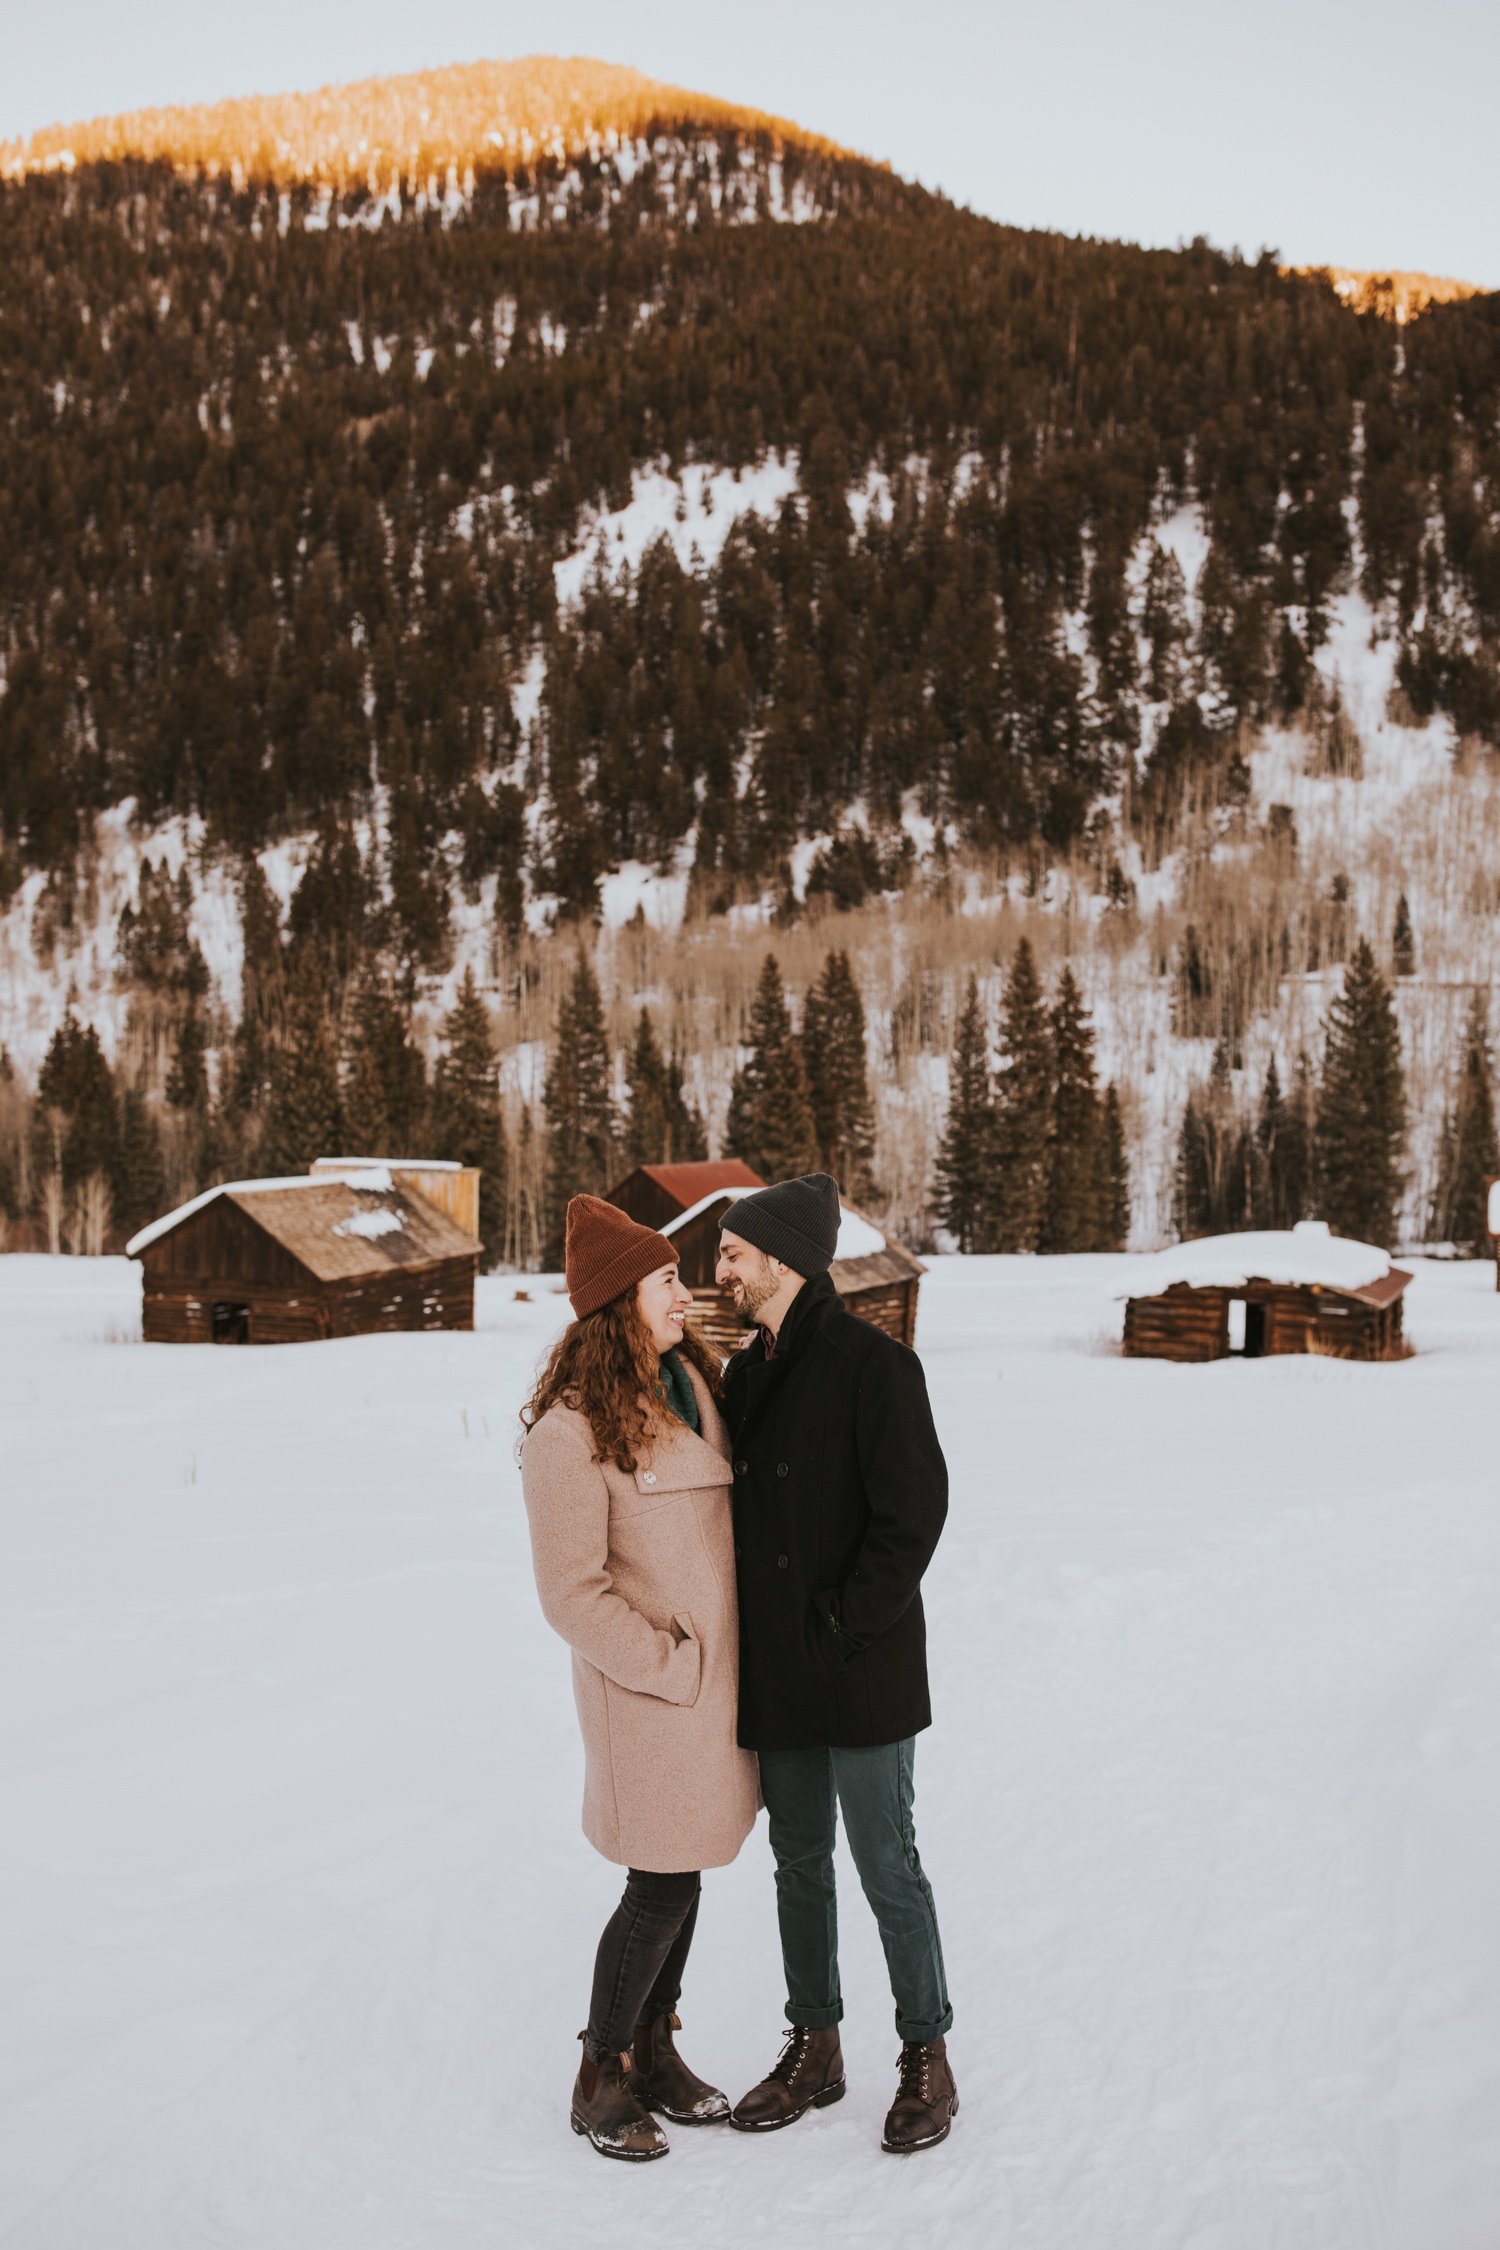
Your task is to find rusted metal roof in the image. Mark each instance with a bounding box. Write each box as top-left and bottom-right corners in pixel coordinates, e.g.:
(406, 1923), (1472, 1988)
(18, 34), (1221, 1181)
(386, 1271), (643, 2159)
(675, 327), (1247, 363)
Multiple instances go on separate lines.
(1340, 1266), (1412, 1310)
(637, 1158), (765, 1209)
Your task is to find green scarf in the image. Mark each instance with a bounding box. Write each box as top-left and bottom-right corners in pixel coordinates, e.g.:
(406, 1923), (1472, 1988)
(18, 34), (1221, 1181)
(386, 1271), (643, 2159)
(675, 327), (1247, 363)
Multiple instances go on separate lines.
(658, 1348), (701, 1434)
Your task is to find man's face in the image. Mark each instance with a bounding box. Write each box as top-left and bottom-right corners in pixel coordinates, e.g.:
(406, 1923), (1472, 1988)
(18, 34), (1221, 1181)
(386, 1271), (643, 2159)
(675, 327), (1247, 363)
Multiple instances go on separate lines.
(715, 1230), (781, 1326)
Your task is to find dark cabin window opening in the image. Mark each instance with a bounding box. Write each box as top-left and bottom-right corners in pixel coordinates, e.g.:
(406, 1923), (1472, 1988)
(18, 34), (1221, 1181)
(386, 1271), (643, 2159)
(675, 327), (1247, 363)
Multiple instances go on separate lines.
(212, 1302), (250, 1344)
(1227, 1295), (1267, 1357)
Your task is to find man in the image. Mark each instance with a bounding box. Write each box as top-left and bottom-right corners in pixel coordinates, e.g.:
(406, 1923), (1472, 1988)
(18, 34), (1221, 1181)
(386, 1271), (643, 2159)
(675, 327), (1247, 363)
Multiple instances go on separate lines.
(715, 1172), (957, 2155)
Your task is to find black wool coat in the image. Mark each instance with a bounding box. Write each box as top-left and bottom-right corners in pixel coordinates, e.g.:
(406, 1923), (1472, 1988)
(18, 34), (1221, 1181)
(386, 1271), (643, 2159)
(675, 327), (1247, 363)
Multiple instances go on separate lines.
(721, 1273), (949, 1752)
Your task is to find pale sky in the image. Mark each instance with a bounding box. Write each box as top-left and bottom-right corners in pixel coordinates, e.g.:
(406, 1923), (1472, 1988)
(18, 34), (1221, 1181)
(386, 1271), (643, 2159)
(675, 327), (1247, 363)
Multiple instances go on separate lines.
(6, 1), (1498, 287)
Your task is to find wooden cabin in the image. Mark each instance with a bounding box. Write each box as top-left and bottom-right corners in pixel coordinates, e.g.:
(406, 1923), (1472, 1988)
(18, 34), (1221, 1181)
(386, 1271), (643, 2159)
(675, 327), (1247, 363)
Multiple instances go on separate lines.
(1122, 1223), (1411, 1364)
(605, 1160), (924, 1354)
(126, 1169), (482, 1344)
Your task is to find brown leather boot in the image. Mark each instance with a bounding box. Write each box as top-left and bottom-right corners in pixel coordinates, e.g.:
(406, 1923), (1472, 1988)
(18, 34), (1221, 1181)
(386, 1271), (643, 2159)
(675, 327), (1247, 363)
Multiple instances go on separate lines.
(631, 2010), (730, 2123)
(729, 2025), (846, 2131)
(570, 2038), (670, 2161)
(881, 2036), (959, 2153)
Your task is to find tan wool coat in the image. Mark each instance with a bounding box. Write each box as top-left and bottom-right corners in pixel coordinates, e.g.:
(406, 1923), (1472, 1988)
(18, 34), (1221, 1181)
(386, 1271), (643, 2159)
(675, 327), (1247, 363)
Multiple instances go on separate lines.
(521, 1362), (760, 1872)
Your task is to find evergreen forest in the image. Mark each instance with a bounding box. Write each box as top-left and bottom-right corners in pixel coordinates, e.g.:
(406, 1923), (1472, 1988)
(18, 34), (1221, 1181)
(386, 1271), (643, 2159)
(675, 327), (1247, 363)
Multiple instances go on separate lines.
(0, 82), (1496, 1266)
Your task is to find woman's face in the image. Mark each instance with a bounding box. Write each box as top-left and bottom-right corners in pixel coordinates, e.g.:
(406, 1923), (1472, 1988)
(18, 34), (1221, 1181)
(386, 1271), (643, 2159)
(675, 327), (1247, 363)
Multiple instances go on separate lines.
(636, 1262), (695, 1354)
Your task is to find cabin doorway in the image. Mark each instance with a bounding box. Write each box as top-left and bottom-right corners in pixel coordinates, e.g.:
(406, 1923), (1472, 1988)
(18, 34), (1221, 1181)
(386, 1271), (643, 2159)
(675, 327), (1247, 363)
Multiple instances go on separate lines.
(212, 1301), (250, 1344)
(1243, 1301), (1267, 1358)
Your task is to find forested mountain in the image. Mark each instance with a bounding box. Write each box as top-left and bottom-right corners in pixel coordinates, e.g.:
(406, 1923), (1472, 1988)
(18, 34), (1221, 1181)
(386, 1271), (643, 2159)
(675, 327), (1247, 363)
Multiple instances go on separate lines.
(2, 60), (1496, 913)
(1, 58), (1496, 1260)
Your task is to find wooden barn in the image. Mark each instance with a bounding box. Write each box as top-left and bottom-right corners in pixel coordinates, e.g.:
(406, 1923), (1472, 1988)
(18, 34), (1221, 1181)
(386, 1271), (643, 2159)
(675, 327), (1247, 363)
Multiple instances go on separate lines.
(126, 1168), (482, 1344)
(605, 1160), (924, 1353)
(1122, 1223), (1411, 1364)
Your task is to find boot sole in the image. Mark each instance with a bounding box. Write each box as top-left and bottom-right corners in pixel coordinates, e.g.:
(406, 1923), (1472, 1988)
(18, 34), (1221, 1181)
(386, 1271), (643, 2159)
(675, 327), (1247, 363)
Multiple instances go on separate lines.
(729, 2078), (847, 2132)
(881, 2094), (959, 2155)
(570, 2114), (669, 2161)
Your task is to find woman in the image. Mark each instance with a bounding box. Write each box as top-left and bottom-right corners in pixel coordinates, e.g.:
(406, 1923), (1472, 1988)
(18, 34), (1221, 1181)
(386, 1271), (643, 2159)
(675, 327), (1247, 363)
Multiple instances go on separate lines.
(520, 1193), (759, 2161)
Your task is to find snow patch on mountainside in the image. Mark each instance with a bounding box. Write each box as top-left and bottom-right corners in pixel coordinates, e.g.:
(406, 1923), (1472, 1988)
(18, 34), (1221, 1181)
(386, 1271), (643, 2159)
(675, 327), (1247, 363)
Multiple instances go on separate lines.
(0, 807), (244, 1071)
(553, 456), (800, 606)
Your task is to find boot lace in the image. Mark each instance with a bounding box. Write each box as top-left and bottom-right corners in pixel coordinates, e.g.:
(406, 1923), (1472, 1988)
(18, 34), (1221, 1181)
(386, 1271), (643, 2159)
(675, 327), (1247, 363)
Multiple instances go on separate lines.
(768, 2027), (815, 2087)
(896, 2041), (933, 2104)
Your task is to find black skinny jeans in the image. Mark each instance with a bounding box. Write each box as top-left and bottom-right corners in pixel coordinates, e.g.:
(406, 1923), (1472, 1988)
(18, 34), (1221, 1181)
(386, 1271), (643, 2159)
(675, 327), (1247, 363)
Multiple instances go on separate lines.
(585, 1869), (701, 2060)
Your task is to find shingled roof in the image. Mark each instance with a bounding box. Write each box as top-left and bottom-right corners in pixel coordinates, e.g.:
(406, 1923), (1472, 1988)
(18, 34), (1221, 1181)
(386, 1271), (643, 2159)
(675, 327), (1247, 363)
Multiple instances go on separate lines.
(126, 1173), (480, 1278)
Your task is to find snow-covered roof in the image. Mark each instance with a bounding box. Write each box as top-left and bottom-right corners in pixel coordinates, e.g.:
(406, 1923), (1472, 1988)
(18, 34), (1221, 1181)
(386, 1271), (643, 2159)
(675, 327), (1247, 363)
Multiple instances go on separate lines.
(660, 1184), (890, 1261)
(1122, 1221), (1395, 1301)
(125, 1172), (394, 1257)
(310, 1156), (463, 1173)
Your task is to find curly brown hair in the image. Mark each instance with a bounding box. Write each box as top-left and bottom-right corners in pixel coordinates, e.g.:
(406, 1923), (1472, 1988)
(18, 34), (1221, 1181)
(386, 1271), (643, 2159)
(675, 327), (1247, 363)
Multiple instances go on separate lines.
(520, 1289), (723, 1473)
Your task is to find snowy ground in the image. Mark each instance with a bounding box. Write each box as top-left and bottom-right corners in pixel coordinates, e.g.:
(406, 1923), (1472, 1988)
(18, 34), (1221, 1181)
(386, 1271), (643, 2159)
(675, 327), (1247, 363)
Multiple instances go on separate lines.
(3, 1253), (1498, 2249)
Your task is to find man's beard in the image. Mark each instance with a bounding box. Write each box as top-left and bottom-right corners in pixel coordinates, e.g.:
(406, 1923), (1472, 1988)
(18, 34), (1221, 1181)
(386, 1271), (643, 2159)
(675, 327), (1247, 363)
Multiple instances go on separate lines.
(729, 1259), (777, 1328)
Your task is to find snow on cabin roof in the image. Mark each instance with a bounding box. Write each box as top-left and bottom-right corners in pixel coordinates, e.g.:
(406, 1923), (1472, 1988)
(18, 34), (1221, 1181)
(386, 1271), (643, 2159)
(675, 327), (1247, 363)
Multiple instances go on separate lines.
(660, 1184), (892, 1263)
(125, 1173), (479, 1276)
(310, 1156), (464, 1173)
(1122, 1221), (1402, 1303)
(126, 1172), (392, 1256)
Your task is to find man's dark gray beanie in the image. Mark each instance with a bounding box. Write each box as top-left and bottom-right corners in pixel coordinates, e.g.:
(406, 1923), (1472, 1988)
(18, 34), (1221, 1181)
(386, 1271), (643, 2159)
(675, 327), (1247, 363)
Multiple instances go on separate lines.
(722, 1173), (842, 1277)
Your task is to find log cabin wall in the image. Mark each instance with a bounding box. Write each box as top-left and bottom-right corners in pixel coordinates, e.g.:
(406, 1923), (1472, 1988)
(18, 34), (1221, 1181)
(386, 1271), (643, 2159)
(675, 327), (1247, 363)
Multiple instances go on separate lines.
(1125, 1282), (1406, 1363)
(1123, 1287), (1230, 1362)
(142, 1280), (329, 1344)
(842, 1280), (919, 1345)
(322, 1255), (476, 1337)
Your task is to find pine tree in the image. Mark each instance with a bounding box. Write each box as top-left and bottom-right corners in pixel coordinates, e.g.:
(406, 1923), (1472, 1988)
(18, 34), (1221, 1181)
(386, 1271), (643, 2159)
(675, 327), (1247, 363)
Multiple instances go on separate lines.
(232, 853), (286, 1108)
(261, 950), (343, 1176)
(1392, 892), (1417, 979)
(1317, 938), (1407, 1247)
(992, 937), (1052, 1252)
(1264, 1051), (1316, 1227)
(432, 968), (506, 1261)
(1175, 1040), (1255, 1238)
(1041, 967), (1103, 1252)
(114, 1084), (167, 1235)
(725, 954), (819, 1182)
(1255, 1055), (1286, 1220)
(165, 1005), (208, 1112)
(935, 975), (995, 1254)
(1430, 993), (1499, 1252)
(342, 976), (428, 1155)
(623, 1009), (705, 1166)
(801, 950), (877, 1202)
(1097, 1082), (1130, 1251)
(33, 1012), (119, 1197)
(543, 952), (619, 1258)
(663, 1044), (708, 1163)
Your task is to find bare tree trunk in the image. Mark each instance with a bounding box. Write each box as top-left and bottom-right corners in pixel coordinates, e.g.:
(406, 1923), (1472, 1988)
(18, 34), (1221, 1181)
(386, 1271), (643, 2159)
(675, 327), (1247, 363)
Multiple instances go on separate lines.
(42, 1169), (65, 1255)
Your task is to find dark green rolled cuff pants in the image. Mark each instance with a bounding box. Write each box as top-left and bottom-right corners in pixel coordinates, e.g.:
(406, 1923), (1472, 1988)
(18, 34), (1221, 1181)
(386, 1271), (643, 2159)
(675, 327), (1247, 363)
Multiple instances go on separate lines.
(757, 1736), (954, 2046)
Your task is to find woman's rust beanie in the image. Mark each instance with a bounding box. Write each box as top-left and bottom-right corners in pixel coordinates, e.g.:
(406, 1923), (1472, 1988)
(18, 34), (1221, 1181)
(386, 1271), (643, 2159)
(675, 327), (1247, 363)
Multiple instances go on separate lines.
(564, 1194), (677, 1319)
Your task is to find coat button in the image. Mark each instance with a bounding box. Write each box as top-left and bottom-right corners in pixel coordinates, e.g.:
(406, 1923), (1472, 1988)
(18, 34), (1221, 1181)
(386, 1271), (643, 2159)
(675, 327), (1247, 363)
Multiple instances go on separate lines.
(643, 1471), (656, 1484)
(777, 1554), (789, 1570)
(734, 1544), (743, 1560)
(735, 1460), (748, 1476)
(776, 1462), (789, 1478)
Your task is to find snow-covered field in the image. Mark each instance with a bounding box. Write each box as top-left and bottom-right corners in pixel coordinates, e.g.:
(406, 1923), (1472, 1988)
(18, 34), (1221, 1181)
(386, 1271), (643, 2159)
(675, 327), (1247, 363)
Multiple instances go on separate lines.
(4, 1252), (1498, 2249)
